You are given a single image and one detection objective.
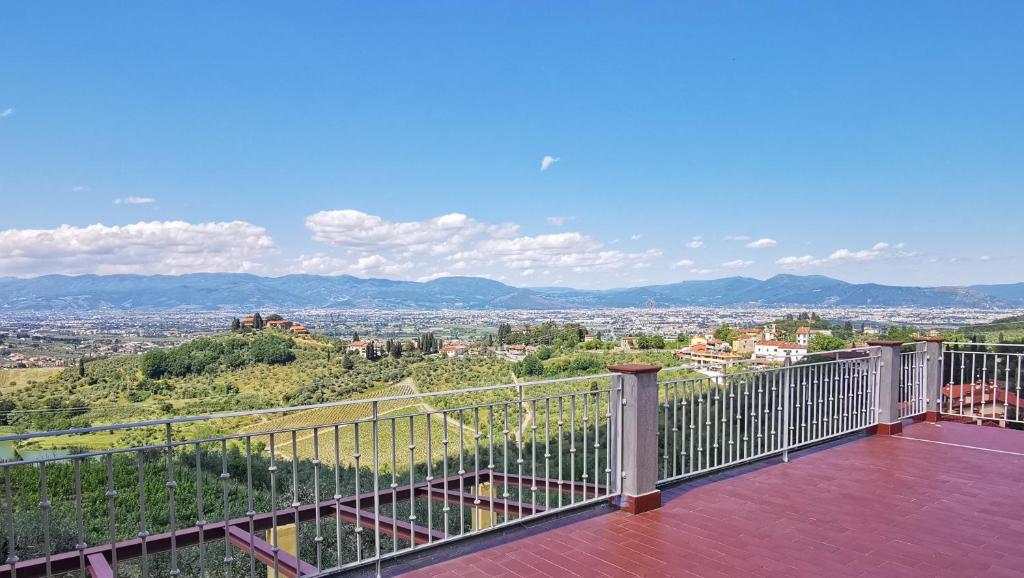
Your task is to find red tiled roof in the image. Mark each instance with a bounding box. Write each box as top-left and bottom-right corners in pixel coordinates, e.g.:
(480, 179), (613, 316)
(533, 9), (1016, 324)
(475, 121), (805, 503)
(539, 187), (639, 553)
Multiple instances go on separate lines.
(943, 382), (1024, 408)
(757, 340), (805, 349)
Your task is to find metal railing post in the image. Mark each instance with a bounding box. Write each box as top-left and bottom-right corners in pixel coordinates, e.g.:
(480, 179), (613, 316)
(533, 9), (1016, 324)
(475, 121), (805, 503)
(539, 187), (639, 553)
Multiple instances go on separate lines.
(782, 356), (792, 463)
(608, 364), (662, 514)
(869, 341), (903, 435)
(915, 337), (944, 422)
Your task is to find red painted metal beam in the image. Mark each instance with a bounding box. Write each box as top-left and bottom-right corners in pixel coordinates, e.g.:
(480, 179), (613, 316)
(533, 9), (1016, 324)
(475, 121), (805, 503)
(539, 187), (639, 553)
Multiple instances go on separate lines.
(86, 553), (113, 578)
(226, 526), (319, 578)
(0, 471), (585, 578)
(414, 486), (547, 517)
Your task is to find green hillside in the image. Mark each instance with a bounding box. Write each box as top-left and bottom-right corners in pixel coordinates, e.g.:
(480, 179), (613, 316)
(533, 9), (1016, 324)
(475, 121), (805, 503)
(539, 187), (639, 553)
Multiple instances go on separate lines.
(960, 315), (1024, 341)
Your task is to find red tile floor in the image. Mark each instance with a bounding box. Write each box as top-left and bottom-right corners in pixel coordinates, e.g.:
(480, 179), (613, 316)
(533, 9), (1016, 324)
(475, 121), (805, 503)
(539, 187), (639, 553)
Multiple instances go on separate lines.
(394, 421), (1024, 577)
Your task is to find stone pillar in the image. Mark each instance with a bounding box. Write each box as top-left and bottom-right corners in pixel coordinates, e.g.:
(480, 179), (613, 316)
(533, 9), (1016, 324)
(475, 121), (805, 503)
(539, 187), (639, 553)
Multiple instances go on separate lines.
(869, 341), (903, 435)
(608, 364), (662, 514)
(915, 337), (944, 422)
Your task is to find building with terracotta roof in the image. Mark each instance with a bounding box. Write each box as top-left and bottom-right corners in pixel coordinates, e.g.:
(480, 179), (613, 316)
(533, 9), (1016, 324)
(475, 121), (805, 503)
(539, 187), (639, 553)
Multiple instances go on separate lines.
(753, 340), (807, 361)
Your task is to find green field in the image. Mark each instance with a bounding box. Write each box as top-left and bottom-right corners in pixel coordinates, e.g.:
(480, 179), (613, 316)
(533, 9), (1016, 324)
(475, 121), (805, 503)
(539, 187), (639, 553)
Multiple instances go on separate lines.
(0, 367), (62, 391)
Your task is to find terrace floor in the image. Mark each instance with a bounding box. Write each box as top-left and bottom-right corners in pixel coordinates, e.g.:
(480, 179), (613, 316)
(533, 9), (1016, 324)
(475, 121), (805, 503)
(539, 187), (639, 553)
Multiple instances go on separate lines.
(390, 421), (1024, 578)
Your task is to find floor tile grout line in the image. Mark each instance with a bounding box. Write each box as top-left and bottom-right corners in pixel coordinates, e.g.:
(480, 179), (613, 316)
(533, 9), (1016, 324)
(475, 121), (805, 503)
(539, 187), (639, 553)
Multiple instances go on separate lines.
(893, 434), (1024, 457)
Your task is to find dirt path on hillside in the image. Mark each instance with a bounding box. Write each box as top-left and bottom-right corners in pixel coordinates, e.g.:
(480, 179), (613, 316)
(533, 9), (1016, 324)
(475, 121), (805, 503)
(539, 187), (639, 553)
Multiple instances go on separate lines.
(511, 372), (535, 443)
(270, 376), (478, 459)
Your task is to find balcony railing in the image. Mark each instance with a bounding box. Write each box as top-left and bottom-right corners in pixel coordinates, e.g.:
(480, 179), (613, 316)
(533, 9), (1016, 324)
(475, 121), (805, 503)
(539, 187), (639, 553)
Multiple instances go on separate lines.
(0, 374), (618, 578)
(0, 339), (1017, 577)
(657, 348), (880, 484)
(941, 342), (1024, 426)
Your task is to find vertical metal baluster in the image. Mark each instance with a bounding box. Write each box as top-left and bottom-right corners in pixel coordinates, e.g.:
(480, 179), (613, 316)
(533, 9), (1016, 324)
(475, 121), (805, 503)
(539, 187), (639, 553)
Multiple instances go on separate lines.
(407, 417), (416, 550)
(487, 405), (496, 523)
(353, 422), (363, 562)
(532, 399), (540, 508)
(390, 417), (398, 553)
(74, 458), (86, 577)
(426, 412), (434, 544)
(502, 402), (510, 519)
(670, 383), (678, 478)
(713, 378), (721, 467)
(769, 372), (777, 454)
(165, 424), (180, 577)
(473, 407), (481, 530)
(194, 443), (206, 577)
(458, 409), (466, 535)
(29, 460), (52, 578)
(518, 385), (526, 511)
(684, 381), (692, 471)
(544, 399), (551, 508)
(692, 383), (700, 469)
(441, 411), (450, 538)
(371, 401), (381, 562)
(728, 379), (736, 465)
(245, 437), (255, 578)
(269, 432), (280, 578)
(104, 454), (118, 577)
(569, 395), (577, 505)
(753, 377), (761, 459)
(3, 466), (18, 578)
(137, 452), (149, 578)
(697, 387), (705, 470)
(593, 390), (601, 497)
(1004, 356), (1011, 424)
(581, 394), (589, 498)
(662, 385), (670, 479)
(557, 397), (564, 509)
(220, 440), (232, 575)
(1016, 355), (1022, 423)
(816, 364), (823, 441)
(742, 380), (750, 462)
(333, 425), (343, 566)
(312, 427), (323, 570)
(603, 390), (612, 496)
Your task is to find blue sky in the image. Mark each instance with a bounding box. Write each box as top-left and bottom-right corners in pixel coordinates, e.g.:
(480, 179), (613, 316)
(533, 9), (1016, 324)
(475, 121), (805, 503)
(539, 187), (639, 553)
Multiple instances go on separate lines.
(1, 1), (1022, 288)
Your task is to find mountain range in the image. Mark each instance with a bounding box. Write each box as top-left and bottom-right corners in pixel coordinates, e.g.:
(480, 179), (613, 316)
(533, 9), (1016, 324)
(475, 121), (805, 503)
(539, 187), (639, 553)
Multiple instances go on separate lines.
(1, 273), (1023, 311)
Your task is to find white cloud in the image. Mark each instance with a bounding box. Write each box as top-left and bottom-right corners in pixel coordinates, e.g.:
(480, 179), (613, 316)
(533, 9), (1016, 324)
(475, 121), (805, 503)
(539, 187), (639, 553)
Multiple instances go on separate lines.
(416, 271), (453, 282)
(673, 259), (695, 269)
(301, 209), (662, 282)
(305, 209), (517, 254)
(774, 241), (904, 269)
(826, 248), (882, 263)
(297, 253), (413, 277)
(685, 236), (704, 249)
(0, 221), (274, 276)
(630, 234), (643, 241)
(724, 235), (751, 242)
(114, 196), (156, 205)
(689, 268), (714, 274)
(545, 216), (573, 226)
(520, 269), (535, 276)
(0, 108), (13, 118)
(980, 255), (991, 261)
(540, 155), (560, 171)
(722, 259), (754, 269)
(746, 238), (777, 249)
(72, 186), (91, 192)
(775, 255), (816, 268)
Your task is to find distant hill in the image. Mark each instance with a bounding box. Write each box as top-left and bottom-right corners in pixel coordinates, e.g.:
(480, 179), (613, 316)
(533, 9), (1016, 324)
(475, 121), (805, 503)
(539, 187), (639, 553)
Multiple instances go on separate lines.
(1, 273), (1023, 311)
(960, 314), (1024, 338)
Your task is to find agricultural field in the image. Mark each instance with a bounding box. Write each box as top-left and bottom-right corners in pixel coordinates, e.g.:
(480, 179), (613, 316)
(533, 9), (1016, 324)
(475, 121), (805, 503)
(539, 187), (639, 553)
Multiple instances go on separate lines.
(0, 367), (61, 391)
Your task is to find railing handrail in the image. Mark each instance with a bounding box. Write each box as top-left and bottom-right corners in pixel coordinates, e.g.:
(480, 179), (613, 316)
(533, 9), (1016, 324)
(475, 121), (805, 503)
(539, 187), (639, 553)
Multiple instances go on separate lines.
(0, 371), (614, 443)
(943, 341), (1024, 348)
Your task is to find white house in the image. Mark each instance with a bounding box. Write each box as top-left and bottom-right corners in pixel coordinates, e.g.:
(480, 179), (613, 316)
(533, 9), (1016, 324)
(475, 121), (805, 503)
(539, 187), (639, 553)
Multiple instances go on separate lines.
(753, 340), (807, 362)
